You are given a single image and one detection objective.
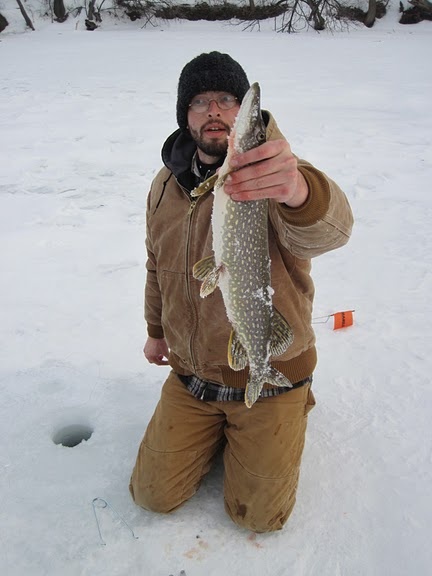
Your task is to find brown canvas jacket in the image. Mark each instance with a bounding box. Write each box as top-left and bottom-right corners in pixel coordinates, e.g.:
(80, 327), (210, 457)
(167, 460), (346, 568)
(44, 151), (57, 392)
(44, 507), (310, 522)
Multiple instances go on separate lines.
(144, 112), (353, 388)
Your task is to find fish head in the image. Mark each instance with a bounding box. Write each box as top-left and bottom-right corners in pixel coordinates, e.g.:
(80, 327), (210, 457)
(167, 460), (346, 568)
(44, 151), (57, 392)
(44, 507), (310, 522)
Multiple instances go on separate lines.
(232, 82), (266, 155)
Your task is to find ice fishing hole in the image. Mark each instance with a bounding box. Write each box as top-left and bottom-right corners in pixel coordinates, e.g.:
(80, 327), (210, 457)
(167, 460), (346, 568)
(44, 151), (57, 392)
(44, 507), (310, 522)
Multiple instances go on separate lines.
(52, 424), (94, 447)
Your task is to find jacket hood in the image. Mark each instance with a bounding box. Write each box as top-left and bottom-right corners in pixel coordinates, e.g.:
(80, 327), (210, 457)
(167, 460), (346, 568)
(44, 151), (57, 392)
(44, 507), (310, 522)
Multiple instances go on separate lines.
(161, 128), (196, 184)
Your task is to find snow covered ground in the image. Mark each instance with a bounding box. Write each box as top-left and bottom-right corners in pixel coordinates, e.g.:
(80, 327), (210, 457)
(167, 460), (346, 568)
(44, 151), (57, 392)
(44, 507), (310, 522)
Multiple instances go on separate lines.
(1, 8), (432, 576)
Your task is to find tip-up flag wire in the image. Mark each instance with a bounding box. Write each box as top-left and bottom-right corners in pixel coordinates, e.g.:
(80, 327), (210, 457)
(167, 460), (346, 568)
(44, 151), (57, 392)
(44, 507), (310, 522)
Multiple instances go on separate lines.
(92, 497), (138, 546)
(312, 310), (355, 330)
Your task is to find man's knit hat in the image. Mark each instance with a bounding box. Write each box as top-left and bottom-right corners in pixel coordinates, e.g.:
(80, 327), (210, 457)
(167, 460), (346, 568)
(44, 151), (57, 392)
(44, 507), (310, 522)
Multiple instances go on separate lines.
(176, 52), (250, 131)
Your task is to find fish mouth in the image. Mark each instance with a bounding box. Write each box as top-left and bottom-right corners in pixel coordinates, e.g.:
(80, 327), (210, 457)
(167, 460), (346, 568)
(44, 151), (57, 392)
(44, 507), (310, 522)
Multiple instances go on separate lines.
(232, 82), (266, 152)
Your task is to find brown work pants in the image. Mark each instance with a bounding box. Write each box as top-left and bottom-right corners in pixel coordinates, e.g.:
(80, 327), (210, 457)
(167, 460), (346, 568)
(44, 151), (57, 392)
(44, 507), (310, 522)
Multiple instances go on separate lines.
(129, 371), (315, 533)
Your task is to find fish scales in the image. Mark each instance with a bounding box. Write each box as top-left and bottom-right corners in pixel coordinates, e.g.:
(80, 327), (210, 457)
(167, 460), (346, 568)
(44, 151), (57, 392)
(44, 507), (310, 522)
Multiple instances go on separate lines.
(216, 198), (272, 365)
(192, 82), (294, 408)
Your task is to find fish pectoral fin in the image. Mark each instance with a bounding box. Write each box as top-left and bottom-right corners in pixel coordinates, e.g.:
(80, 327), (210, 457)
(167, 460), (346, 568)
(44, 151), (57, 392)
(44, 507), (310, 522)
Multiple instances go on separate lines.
(200, 267), (221, 297)
(228, 330), (248, 371)
(270, 309), (294, 357)
(191, 173), (219, 197)
(191, 171), (233, 198)
(193, 255), (216, 281)
(193, 256), (222, 297)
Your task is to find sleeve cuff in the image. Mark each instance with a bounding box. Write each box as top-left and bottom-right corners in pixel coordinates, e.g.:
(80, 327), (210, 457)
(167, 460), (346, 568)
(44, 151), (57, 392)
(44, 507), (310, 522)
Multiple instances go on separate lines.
(147, 324), (165, 339)
(276, 164), (331, 227)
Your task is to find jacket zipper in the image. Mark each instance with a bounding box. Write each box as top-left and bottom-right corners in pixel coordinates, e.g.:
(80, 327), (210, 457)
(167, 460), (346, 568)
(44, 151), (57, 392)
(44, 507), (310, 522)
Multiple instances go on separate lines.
(184, 193), (200, 371)
(187, 199), (197, 216)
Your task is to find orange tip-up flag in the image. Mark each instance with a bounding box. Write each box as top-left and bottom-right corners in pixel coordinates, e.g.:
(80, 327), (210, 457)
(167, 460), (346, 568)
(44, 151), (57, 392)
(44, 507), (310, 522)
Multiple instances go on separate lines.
(312, 310), (355, 329)
(332, 310), (354, 330)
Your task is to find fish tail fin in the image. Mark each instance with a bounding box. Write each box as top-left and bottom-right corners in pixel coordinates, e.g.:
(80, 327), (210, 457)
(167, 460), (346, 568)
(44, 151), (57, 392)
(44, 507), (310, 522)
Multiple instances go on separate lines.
(244, 367), (292, 409)
(266, 366), (293, 388)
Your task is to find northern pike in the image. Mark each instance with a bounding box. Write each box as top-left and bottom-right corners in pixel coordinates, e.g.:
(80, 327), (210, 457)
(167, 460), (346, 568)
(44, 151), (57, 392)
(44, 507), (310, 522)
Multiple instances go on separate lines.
(192, 82), (294, 408)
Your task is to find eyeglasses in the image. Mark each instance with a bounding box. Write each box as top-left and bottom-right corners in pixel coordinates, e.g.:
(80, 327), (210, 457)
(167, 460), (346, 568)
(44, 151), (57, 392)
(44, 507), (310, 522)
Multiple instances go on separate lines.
(189, 94), (238, 114)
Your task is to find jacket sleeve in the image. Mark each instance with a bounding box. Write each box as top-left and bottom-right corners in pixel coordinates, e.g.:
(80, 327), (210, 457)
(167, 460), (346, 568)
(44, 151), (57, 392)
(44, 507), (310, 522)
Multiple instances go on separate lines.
(144, 177), (165, 339)
(269, 159), (353, 259)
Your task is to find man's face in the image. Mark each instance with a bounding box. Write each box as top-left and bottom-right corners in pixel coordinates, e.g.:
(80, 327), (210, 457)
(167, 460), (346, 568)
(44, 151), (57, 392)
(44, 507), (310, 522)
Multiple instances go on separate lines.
(187, 91), (240, 160)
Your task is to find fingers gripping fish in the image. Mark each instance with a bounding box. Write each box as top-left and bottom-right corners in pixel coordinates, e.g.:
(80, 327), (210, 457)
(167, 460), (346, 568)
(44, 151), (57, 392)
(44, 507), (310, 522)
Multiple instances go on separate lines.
(192, 83), (294, 408)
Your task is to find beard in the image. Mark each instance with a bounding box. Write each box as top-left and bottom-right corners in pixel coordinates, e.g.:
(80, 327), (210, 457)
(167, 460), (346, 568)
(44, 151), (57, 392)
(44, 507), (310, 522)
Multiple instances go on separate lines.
(188, 121), (231, 159)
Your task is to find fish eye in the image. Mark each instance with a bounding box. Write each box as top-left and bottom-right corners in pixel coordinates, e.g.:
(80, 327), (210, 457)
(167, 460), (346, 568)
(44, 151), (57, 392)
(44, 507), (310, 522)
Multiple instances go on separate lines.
(257, 131), (266, 142)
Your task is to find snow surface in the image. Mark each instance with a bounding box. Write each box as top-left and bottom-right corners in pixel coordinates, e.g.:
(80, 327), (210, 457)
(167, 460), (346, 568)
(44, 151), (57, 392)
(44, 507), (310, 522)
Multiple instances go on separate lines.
(1, 8), (432, 576)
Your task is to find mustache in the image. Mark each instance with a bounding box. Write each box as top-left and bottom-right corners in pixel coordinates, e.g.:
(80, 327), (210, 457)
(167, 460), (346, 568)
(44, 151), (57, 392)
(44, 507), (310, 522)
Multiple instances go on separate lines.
(201, 120), (231, 135)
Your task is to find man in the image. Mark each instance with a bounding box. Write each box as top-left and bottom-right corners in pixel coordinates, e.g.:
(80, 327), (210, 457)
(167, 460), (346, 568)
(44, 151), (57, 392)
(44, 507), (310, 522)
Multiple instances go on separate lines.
(129, 52), (353, 533)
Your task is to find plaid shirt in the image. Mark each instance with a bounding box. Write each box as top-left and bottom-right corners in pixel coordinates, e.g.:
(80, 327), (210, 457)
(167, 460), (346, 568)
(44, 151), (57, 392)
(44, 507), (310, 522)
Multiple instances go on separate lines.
(178, 373), (312, 402)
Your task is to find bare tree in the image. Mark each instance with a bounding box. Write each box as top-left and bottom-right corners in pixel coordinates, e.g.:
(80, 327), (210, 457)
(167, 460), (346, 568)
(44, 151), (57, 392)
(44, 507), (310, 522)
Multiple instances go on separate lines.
(278, 0), (341, 32)
(0, 12), (8, 32)
(276, 0), (380, 32)
(408, 0), (432, 11)
(364, 0), (377, 26)
(278, 0), (308, 32)
(15, 0), (35, 30)
(87, 0), (97, 20)
(305, 0), (326, 29)
(88, 0), (106, 22)
(53, 0), (68, 22)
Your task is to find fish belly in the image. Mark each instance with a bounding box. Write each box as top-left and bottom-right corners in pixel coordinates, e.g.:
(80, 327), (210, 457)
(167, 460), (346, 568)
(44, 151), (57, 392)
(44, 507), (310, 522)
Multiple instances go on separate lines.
(212, 184), (272, 369)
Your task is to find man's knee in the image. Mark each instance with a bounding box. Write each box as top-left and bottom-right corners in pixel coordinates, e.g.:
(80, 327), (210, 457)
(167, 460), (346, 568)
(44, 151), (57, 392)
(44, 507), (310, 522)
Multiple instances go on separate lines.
(129, 476), (180, 514)
(224, 494), (296, 533)
(223, 446), (301, 533)
(129, 442), (202, 514)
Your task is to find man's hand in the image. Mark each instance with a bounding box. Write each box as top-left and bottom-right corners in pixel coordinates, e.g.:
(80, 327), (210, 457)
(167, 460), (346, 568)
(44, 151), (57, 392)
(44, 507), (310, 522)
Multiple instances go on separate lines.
(223, 139), (309, 207)
(143, 337), (169, 366)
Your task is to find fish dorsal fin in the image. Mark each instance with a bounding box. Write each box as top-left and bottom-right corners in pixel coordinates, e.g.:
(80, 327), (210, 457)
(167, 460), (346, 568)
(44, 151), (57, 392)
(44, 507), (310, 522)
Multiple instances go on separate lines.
(228, 330), (248, 371)
(270, 309), (294, 357)
(192, 256), (221, 297)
